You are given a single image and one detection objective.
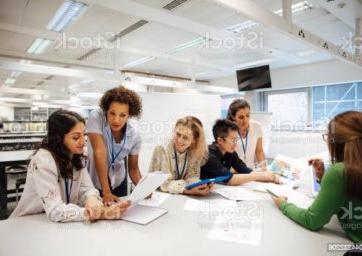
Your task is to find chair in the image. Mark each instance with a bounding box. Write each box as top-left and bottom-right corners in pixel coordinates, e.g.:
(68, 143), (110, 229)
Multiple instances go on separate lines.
(5, 165), (27, 203)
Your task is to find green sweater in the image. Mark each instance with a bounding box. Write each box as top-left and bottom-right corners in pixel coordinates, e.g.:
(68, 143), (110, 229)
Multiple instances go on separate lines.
(280, 163), (362, 243)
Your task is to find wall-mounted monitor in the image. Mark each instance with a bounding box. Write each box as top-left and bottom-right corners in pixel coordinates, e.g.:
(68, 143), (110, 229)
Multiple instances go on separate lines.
(236, 65), (272, 91)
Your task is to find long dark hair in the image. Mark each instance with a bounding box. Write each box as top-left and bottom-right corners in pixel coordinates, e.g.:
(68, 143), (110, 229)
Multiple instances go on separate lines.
(40, 110), (85, 179)
(226, 99), (250, 121)
(327, 111), (362, 200)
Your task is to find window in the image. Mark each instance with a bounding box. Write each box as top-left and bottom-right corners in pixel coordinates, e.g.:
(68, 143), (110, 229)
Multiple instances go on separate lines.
(312, 82), (362, 129)
(264, 89), (309, 130)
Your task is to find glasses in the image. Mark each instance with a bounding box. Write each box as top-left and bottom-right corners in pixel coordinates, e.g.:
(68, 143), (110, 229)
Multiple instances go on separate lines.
(222, 137), (238, 145)
(322, 133), (336, 143)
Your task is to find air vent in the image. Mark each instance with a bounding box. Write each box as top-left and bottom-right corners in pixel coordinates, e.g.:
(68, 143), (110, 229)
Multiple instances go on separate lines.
(163, 0), (189, 10)
(110, 20), (149, 42)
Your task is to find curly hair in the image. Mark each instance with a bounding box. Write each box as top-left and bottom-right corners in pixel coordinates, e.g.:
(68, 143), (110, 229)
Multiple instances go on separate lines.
(40, 110), (85, 179)
(99, 86), (142, 118)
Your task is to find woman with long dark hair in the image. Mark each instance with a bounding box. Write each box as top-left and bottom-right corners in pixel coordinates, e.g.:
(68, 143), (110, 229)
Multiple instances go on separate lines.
(272, 111), (362, 243)
(11, 110), (129, 222)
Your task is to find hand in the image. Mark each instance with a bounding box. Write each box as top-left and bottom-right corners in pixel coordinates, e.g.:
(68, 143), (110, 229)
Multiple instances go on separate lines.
(102, 192), (120, 206)
(183, 183), (213, 196)
(308, 158), (325, 181)
(271, 195), (288, 208)
(84, 205), (103, 222)
(255, 171), (277, 183)
(101, 200), (131, 220)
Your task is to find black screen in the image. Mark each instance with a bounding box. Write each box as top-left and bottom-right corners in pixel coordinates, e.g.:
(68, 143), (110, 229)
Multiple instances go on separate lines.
(236, 65), (272, 91)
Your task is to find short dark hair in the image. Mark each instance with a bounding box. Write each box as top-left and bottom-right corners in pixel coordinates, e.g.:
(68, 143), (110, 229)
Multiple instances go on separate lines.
(100, 86), (142, 118)
(212, 119), (239, 142)
(227, 99), (250, 121)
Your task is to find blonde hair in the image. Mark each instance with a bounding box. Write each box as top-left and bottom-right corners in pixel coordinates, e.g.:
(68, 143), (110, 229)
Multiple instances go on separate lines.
(173, 116), (207, 165)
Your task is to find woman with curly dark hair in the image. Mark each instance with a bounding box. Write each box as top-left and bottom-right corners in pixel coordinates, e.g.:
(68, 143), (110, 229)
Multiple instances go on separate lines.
(10, 110), (129, 222)
(86, 86), (144, 205)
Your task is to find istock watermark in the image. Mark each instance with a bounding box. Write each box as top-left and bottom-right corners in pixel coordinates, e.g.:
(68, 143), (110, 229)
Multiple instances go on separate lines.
(201, 31), (264, 50)
(54, 32), (122, 50)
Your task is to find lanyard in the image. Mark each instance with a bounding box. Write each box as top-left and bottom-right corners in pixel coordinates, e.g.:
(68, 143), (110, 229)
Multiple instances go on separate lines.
(108, 124), (127, 170)
(239, 129), (248, 161)
(64, 178), (73, 204)
(174, 149), (188, 180)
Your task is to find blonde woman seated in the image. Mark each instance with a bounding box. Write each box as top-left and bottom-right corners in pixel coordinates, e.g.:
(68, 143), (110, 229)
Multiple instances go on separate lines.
(149, 116), (212, 196)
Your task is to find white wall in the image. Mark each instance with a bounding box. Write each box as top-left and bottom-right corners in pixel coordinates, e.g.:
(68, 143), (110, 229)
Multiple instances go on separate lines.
(136, 92), (221, 174)
(212, 59), (362, 91)
(0, 105), (14, 121)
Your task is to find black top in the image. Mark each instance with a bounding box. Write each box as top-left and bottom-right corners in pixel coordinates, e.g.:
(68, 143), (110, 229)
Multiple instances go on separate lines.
(201, 142), (252, 182)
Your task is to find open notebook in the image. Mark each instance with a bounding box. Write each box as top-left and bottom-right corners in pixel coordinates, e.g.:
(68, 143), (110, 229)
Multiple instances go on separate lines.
(121, 172), (169, 225)
(122, 205), (168, 225)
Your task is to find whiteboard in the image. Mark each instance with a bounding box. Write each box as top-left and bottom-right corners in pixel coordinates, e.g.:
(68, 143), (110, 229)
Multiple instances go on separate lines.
(134, 92), (221, 174)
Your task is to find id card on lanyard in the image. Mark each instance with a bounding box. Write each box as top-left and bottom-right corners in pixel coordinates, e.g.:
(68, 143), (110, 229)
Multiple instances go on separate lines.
(106, 124), (127, 172)
(64, 178), (73, 204)
(239, 129), (248, 161)
(174, 149), (188, 180)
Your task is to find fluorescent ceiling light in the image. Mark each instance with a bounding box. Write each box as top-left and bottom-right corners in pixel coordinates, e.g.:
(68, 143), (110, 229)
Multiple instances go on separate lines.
(77, 92), (103, 98)
(10, 71), (22, 78)
(226, 1), (312, 33)
(47, 0), (87, 32)
(274, 1), (312, 16)
(226, 20), (258, 33)
(27, 38), (52, 54)
(123, 37), (206, 68)
(123, 56), (156, 68)
(165, 37), (206, 55)
(4, 78), (16, 85)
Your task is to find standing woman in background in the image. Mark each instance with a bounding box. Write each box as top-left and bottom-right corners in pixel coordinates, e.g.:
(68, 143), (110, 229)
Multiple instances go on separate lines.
(149, 116), (212, 196)
(87, 86), (143, 206)
(227, 99), (266, 169)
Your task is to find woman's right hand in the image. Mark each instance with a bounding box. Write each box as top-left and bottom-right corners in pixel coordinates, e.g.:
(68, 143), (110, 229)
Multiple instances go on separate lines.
(308, 158), (325, 181)
(101, 200), (130, 220)
(183, 184), (213, 196)
(102, 192), (120, 206)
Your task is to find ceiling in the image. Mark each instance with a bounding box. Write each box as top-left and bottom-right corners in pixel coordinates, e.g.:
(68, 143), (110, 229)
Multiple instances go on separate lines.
(0, 0), (360, 107)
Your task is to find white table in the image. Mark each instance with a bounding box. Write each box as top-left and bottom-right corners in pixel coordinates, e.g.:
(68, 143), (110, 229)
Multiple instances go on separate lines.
(0, 150), (34, 219)
(0, 192), (351, 256)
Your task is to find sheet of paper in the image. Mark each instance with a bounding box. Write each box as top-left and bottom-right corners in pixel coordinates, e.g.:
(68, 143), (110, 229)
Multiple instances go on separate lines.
(266, 185), (314, 208)
(128, 171), (169, 204)
(184, 198), (237, 212)
(213, 186), (261, 201)
(207, 204), (263, 246)
(138, 191), (170, 207)
(122, 205), (168, 225)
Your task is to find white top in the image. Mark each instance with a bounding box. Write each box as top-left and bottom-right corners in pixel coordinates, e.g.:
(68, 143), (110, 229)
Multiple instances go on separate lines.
(10, 149), (101, 222)
(86, 108), (141, 189)
(235, 120), (263, 169)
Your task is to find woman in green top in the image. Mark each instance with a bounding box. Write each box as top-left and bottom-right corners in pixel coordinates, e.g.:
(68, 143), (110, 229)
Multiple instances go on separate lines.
(272, 111), (362, 244)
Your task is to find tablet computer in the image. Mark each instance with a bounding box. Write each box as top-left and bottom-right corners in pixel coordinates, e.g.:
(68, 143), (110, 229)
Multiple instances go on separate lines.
(185, 175), (231, 190)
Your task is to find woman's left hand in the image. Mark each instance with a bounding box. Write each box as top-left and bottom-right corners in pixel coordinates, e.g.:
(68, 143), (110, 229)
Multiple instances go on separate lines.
(271, 195), (288, 208)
